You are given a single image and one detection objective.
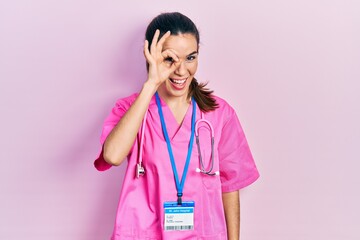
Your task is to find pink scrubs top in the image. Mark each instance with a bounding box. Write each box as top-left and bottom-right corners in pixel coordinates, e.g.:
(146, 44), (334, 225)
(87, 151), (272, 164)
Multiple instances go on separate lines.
(94, 93), (259, 240)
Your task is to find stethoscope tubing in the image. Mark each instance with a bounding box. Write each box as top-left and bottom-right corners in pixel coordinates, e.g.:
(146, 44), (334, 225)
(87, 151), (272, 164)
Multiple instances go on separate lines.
(137, 105), (219, 178)
(195, 112), (218, 176)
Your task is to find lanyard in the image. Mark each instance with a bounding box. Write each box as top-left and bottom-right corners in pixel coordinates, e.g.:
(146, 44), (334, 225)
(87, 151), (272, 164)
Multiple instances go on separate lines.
(155, 92), (196, 205)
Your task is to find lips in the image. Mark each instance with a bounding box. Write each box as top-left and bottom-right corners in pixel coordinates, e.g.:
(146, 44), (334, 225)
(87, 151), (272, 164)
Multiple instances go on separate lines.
(169, 77), (188, 89)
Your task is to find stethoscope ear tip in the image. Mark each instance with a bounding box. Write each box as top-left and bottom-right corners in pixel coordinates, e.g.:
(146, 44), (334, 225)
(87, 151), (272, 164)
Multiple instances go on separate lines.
(195, 168), (201, 173)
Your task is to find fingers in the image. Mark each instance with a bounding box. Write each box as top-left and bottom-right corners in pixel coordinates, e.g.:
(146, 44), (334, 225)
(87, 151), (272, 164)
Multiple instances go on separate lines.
(156, 30), (171, 52)
(162, 50), (181, 75)
(150, 29), (160, 55)
(144, 29), (182, 82)
(150, 29), (171, 55)
(143, 40), (150, 59)
(144, 40), (155, 65)
(161, 49), (179, 63)
(169, 59), (181, 73)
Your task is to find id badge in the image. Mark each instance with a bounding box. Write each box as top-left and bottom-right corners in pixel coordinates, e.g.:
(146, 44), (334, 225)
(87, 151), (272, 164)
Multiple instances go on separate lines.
(164, 201), (195, 231)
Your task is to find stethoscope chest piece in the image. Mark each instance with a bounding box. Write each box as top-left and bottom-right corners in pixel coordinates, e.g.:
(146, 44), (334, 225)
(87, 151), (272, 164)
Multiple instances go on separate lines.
(136, 163), (145, 178)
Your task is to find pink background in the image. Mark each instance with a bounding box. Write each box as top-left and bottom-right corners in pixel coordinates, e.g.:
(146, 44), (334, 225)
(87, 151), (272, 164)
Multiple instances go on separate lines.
(1, 0), (359, 239)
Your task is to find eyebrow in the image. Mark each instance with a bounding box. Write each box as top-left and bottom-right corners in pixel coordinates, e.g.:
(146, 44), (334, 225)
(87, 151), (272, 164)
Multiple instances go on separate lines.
(187, 51), (198, 56)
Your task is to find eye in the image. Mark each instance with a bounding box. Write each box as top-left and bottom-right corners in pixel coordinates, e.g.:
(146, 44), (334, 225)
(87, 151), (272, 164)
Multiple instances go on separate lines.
(186, 55), (197, 62)
(164, 57), (174, 63)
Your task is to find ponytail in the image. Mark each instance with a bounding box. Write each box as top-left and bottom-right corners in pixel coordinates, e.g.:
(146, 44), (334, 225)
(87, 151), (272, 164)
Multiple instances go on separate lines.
(188, 78), (218, 112)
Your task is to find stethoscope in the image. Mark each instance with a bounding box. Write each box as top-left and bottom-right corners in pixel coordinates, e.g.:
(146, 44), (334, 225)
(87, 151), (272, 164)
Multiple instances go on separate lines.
(194, 111), (219, 176)
(136, 106), (219, 178)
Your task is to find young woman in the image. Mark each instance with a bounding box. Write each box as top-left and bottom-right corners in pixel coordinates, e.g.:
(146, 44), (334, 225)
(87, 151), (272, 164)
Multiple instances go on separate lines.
(94, 12), (259, 240)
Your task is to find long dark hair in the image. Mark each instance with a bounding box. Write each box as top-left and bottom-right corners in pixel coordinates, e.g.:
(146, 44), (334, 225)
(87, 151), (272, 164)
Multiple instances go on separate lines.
(145, 12), (218, 112)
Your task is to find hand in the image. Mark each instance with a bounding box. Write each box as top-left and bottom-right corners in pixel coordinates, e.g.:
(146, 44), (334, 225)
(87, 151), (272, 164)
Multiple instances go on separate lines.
(143, 29), (180, 87)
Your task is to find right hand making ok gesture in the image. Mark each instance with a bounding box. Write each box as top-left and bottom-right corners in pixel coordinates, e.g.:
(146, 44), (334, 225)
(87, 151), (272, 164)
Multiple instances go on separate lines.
(143, 29), (180, 87)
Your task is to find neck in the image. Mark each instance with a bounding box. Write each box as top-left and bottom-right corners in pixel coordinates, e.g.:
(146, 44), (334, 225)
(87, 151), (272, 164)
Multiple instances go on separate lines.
(157, 90), (191, 108)
(156, 90), (193, 125)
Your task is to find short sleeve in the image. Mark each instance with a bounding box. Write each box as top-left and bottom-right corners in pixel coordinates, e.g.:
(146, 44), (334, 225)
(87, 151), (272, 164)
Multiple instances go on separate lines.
(94, 95), (136, 171)
(218, 110), (260, 192)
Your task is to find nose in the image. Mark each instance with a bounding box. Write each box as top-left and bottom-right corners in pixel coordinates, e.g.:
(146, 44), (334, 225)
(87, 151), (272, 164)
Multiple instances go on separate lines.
(174, 60), (187, 76)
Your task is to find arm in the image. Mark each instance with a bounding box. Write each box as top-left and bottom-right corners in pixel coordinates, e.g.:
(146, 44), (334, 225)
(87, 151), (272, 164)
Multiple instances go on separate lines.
(103, 82), (157, 166)
(222, 190), (240, 240)
(103, 30), (180, 166)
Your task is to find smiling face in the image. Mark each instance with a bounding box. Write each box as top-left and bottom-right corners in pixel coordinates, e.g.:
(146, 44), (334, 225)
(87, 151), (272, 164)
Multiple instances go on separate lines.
(157, 33), (199, 101)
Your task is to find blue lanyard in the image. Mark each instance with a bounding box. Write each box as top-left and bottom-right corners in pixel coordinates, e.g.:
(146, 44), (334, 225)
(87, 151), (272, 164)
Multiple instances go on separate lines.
(155, 92), (196, 205)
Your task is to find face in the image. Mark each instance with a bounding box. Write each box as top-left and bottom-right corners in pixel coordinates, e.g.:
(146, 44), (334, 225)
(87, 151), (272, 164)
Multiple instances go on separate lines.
(158, 33), (199, 100)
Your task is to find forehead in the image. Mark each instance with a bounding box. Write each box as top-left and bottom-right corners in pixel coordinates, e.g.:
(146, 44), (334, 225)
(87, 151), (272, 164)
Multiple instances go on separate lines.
(162, 33), (198, 56)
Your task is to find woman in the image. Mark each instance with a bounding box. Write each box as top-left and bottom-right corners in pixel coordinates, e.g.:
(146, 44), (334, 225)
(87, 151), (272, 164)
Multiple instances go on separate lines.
(94, 12), (259, 240)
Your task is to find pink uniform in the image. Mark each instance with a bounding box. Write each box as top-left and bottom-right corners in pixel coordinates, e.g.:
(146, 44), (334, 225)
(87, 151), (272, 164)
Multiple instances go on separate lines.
(94, 93), (259, 240)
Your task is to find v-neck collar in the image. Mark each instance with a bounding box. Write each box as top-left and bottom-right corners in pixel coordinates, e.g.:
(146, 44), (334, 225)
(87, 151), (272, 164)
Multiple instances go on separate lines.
(152, 94), (194, 141)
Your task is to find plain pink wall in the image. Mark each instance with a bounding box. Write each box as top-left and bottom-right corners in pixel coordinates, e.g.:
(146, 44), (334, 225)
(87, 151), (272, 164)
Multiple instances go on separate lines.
(1, 0), (359, 239)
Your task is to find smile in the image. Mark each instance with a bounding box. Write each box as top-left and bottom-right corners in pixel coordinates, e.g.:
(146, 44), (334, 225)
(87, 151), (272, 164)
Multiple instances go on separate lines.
(169, 77), (188, 85)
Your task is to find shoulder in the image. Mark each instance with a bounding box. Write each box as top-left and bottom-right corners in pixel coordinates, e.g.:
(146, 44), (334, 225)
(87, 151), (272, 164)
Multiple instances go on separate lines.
(212, 95), (236, 117)
(114, 93), (139, 109)
(201, 95), (238, 128)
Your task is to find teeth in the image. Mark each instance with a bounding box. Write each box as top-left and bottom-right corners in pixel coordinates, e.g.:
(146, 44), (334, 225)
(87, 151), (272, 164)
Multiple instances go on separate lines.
(171, 78), (187, 84)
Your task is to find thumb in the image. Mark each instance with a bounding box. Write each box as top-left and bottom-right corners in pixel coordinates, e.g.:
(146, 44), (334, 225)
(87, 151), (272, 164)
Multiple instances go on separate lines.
(166, 60), (180, 75)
